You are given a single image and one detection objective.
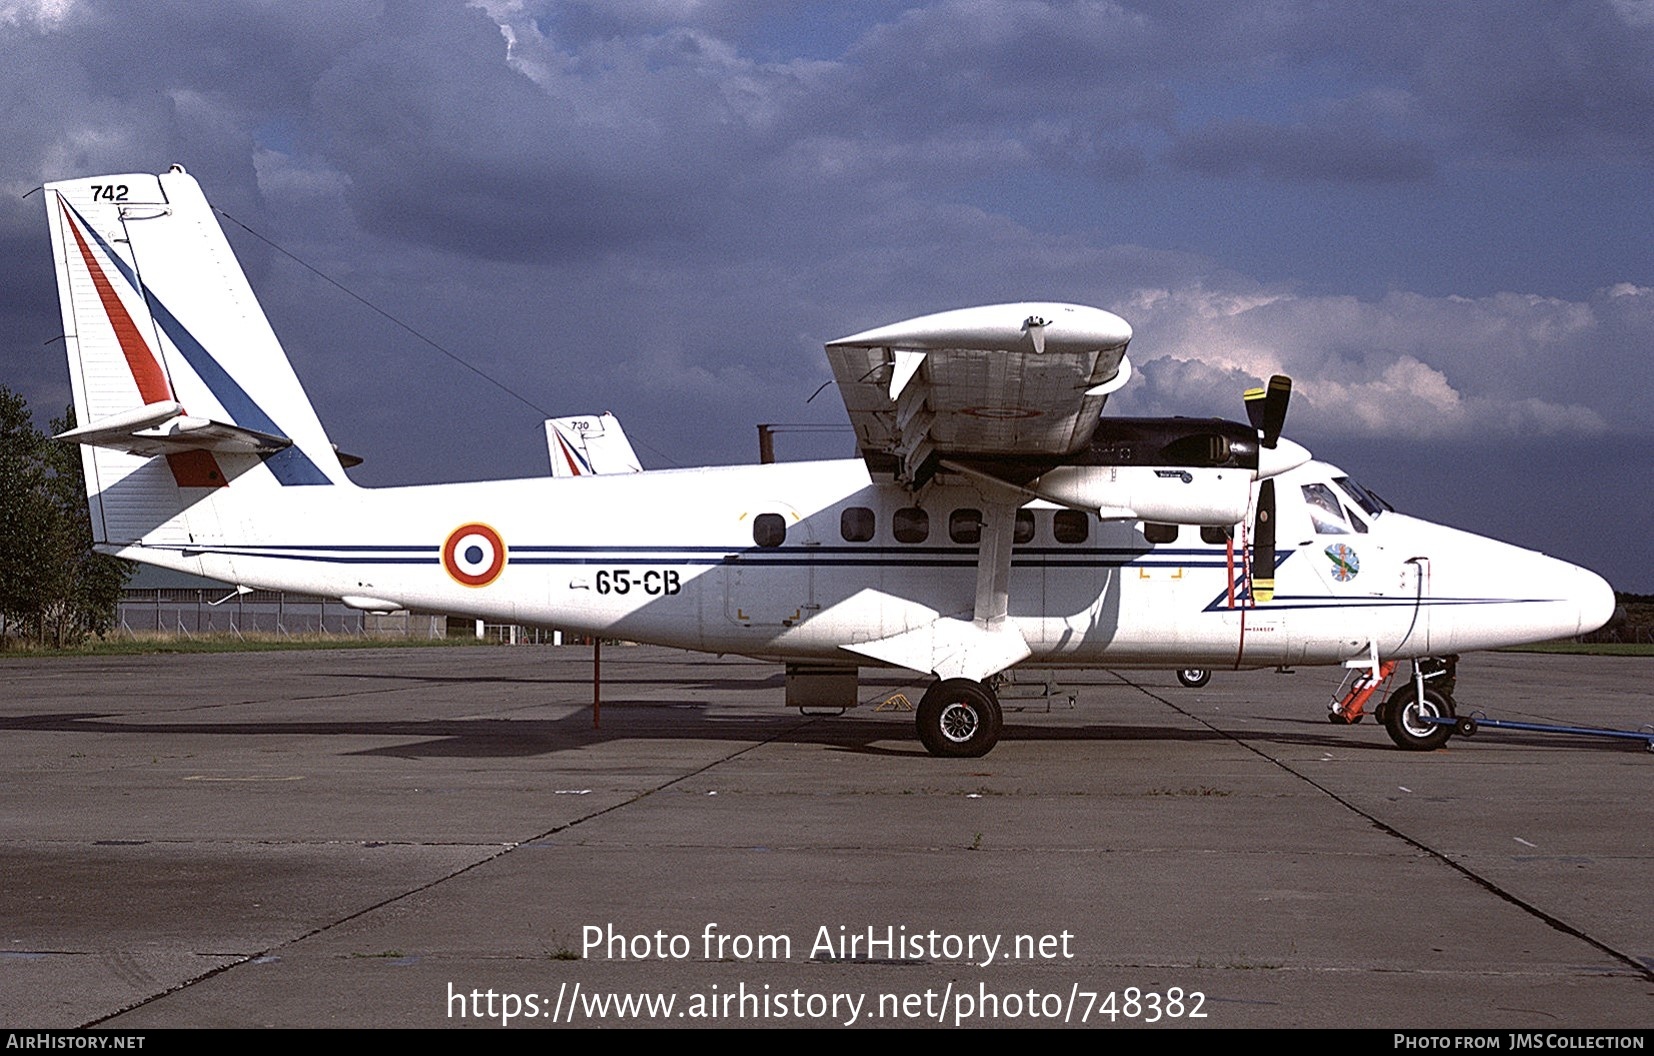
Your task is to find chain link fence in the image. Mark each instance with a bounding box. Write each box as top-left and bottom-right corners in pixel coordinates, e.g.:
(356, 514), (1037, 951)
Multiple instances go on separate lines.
(111, 588), (590, 644)
(115, 587), (442, 639)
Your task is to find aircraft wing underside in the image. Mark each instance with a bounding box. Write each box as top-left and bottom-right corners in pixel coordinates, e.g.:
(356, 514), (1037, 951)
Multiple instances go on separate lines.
(826, 302), (1132, 484)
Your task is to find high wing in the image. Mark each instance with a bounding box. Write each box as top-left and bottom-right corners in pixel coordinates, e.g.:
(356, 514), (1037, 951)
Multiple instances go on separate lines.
(824, 302), (1133, 684)
(825, 302), (1132, 484)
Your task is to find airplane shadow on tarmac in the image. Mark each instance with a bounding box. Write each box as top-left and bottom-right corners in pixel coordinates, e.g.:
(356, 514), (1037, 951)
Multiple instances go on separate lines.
(0, 705), (1407, 760)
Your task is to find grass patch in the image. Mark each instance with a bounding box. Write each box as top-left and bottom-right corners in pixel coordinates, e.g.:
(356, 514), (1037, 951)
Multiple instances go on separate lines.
(1496, 642), (1654, 657)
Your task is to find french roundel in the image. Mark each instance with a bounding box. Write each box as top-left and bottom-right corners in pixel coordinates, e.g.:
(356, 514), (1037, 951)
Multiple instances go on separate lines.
(443, 523), (506, 587)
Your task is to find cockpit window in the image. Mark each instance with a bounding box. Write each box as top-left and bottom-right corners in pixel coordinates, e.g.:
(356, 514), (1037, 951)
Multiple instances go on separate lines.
(1333, 476), (1388, 517)
(1301, 483), (1351, 535)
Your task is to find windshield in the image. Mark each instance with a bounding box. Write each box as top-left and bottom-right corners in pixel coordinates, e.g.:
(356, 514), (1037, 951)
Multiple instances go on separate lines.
(1333, 475), (1392, 517)
(1301, 482), (1353, 534)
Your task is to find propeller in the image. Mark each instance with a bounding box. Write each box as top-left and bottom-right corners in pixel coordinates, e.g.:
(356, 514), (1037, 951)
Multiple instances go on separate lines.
(1243, 375), (1291, 602)
(1252, 479), (1277, 603)
(1243, 375), (1291, 449)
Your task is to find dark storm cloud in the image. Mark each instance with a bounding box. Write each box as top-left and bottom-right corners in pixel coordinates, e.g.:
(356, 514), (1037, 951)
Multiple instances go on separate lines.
(1405, 0), (1654, 160)
(310, 4), (743, 261)
(1165, 116), (1435, 182)
(843, 1), (1178, 125)
(1, 0), (1650, 587)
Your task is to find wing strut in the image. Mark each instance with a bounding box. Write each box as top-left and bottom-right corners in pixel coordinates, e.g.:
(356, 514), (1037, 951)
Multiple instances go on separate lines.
(841, 493), (1031, 681)
(973, 501), (1017, 629)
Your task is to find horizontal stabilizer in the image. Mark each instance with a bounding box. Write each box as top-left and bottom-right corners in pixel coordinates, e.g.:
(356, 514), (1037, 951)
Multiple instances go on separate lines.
(56, 400), (293, 458)
(842, 617), (1031, 682)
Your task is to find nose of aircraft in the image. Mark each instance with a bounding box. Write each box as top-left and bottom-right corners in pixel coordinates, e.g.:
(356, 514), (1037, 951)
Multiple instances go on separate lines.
(1571, 565), (1616, 637)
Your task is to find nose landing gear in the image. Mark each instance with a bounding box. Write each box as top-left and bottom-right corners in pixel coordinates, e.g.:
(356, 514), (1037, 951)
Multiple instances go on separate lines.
(1374, 656), (1458, 750)
(1381, 683), (1457, 751)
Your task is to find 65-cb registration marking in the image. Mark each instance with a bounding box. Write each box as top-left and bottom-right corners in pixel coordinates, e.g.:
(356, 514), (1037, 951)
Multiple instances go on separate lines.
(594, 569), (682, 596)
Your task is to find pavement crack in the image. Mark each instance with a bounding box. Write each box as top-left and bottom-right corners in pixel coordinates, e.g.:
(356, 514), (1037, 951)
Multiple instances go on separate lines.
(1113, 670), (1654, 987)
(79, 717), (814, 1028)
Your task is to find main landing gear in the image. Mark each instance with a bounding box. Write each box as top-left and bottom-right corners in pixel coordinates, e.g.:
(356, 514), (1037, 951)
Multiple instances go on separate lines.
(917, 678), (1003, 758)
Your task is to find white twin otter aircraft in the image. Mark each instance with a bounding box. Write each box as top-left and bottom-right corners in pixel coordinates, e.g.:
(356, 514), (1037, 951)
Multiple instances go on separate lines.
(44, 166), (1613, 757)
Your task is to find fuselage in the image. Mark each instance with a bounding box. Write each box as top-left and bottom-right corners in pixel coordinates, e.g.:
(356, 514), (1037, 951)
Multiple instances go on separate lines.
(114, 454), (1614, 673)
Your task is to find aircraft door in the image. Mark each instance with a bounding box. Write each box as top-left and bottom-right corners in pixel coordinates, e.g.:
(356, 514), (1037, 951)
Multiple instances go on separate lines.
(1032, 509), (1122, 656)
(723, 502), (817, 628)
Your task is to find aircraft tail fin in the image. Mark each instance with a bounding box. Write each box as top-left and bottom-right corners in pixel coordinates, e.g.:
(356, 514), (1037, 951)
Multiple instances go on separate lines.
(43, 165), (351, 548)
(545, 412), (644, 477)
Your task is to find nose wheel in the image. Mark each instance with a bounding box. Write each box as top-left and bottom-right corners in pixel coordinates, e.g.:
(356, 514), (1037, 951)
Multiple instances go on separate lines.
(1381, 684), (1455, 751)
(917, 678), (1003, 758)
(1176, 668), (1212, 688)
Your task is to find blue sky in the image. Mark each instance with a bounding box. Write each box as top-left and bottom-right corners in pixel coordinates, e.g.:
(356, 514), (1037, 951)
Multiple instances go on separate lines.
(1, 0), (1649, 589)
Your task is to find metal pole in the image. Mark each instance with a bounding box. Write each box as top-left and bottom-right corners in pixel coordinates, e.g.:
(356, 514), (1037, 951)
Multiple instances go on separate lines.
(593, 638), (602, 729)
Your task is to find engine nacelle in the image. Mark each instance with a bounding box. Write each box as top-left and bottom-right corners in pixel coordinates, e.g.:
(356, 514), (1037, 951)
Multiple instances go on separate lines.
(1028, 463), (1251, 525)
(941, 417), (1307, 525)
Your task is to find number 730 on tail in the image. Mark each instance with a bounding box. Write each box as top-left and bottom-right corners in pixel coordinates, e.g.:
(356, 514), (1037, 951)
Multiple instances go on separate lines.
(42, 166), (1614, 756)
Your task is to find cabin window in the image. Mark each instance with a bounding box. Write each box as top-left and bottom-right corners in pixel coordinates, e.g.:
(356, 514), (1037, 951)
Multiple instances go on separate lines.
(949, 508), (982, 544)
(893, 507), (929, 543)
(1014, 510), (1035, 544)
(840, 506), (875, 542)
(1143, 522), (1178, 544)
(1301, 483), (1351, 535)
(1200, 525), (1232, 545)
(949, 509), (1042, 544)
(1345, 507), (1369, 534)
(1053, 510), (1089, 544)
(753, 512), (787, 547)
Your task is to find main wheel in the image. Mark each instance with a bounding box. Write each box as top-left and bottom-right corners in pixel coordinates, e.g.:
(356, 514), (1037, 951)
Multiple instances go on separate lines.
(1382, 684), (1455, 751)
(1176, 668), (1212, 688)
(917, 678), (1003, 758)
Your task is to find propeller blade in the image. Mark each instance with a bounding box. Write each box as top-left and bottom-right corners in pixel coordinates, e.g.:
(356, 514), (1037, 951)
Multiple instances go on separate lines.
(1252, 479), (1276, 603)
(1243, 387), (1266, 433)
(1243, 375), (1292, 449)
